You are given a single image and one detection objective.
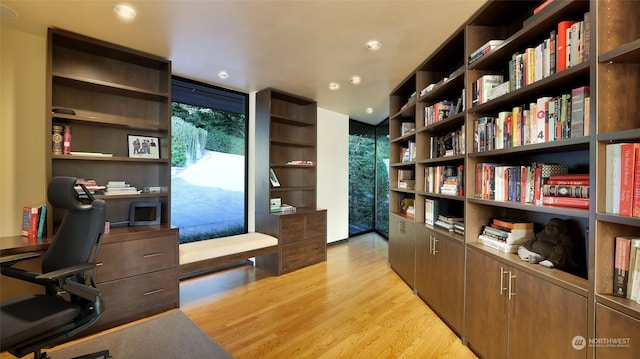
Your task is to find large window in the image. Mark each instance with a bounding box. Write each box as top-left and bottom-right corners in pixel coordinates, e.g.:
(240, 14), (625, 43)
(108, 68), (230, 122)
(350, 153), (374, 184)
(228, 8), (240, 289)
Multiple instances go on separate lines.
(171, 77), (248, 244)
(348, 119), (389, 237)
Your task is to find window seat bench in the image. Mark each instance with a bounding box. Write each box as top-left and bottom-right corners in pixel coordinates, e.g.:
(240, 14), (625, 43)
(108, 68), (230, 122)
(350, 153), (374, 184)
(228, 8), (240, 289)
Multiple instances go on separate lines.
(179, 232), (279, 279)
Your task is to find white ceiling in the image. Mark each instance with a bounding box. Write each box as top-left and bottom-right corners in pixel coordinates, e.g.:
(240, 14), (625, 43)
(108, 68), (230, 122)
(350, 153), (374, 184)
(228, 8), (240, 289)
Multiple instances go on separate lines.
(1, 0), (487, 124)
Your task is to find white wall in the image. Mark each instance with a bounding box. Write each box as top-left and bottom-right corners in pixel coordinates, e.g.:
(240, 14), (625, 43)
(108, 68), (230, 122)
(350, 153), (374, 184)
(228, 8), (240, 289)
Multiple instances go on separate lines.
(317, 108), (349, 243)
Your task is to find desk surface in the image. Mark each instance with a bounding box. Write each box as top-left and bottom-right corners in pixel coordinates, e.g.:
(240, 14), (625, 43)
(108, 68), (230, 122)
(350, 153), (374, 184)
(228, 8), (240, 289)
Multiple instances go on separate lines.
(0, 235), (53, 255)
(1, 225), (178, 256)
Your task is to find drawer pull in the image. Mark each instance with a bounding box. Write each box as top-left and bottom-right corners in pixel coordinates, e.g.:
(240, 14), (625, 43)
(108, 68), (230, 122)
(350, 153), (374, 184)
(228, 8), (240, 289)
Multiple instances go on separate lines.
(144, 288), (165, 296)
(96, 262), (104, 267)
(143, 252), (163, 258)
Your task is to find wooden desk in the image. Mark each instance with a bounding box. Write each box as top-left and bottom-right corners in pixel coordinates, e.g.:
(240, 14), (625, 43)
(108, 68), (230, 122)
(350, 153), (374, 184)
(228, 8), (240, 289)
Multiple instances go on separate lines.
(1, 226), (179, 334)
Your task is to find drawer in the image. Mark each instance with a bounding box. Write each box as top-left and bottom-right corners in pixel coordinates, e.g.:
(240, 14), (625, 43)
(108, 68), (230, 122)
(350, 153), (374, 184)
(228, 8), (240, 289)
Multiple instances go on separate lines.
(281, 236), (326, 273)
(94, 268), (178, 330)
(305, 211), (326, 238)
(95, 234), (177, 282)
(280, 215), (305, 244)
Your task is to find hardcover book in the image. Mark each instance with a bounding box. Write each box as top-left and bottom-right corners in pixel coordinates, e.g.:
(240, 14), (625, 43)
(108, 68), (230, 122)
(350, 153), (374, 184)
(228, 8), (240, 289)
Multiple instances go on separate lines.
(614, 237), (632, 298)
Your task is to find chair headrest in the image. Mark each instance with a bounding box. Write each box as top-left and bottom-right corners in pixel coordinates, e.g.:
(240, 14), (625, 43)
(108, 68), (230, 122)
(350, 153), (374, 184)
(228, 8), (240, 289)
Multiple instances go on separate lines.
(47, 177), (93, 211)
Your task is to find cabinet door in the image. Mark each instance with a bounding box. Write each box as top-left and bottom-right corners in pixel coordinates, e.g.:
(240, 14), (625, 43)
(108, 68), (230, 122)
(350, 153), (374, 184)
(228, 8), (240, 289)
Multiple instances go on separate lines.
(465, 248), (509, 359)
(389, 216), (415, 288)
(509, 267), (588, 358)
(595, 304), (640, 359)
(433, 235), (464, 334)
(415, 226), (437, 303)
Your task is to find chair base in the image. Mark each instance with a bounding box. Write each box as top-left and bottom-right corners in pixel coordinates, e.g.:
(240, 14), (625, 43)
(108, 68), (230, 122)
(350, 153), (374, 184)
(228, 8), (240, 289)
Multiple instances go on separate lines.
(33, 349), (111, 359)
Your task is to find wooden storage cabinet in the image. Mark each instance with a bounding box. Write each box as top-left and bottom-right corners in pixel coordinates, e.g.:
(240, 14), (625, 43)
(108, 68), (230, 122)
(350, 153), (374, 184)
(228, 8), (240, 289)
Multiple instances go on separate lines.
(256, 209), (327, 275)
(91, 227), (179, 333)
(465, 247), (588, 359)
(595, 304), (640, 359)
(389, 214), (415, 288)
(415, 225), (464, 334)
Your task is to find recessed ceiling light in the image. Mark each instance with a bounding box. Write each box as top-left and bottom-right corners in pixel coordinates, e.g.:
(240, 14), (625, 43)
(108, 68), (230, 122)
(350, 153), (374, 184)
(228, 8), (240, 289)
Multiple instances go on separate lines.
(350, 76), (361, 85)
(114, 4), (136, 20)
(365, 40), (382, 51)
(218, 71), (229, 79)
(329, 82), (340, 91)
(366, 107), (373, 114)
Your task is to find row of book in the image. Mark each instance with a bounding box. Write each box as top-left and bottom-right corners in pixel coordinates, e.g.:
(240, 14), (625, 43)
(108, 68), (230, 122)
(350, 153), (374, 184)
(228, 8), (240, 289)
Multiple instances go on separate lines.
(424, 198), (464, 236)
(21, 204), (47, 239)
(419, 66), (464, 98)
(399, 140), (417, 163)
(428, 125), (465, 159)
(474, 162), (589, 209)
(472, 86), (590, 152)
(424, 97), (463, 126)
(605, 143), (640, 218)
(614, 237), (640, 303)
(425, 165), (464, 196)
(477, 218), (535, 253)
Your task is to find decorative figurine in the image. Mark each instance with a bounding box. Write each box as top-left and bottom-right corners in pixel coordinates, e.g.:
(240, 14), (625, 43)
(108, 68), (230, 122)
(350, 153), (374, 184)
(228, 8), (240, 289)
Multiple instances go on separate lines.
(518, 218), (578, 269)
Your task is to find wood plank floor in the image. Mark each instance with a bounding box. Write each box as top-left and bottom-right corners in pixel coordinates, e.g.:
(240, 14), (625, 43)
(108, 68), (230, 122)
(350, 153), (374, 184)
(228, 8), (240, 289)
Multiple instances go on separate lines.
(1, 233), (477, 359)
(181, 232), (477, 358)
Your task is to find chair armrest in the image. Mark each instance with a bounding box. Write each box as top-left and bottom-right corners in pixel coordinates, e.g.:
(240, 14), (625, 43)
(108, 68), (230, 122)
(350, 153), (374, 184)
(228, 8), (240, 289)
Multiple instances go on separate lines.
(36, 263), (96, 281)
(64, 278), (101, 302)
(0, 252), (41, 266)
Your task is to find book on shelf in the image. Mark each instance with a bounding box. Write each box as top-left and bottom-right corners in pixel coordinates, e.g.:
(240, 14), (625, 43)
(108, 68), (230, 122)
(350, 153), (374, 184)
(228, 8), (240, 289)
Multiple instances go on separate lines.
(36, 204), (47, 238)
(270, 198), (282, 212)
(62, 125), (71, 155)
(401, 122), (415, 135)
(397, 169), (415, 190)
(570, 86), (590, 138)
(620, 143), (640, 217)
(472, 75), (503, 106)
(424, 198), (452, 227)
(541, 196), (589, 209)
(556, 20), (576, 73)
(21, 205), (41, 239)
(468, 39), (504, 64)
(481, 221), (534, 245)
(627, 238), (640, 301)
(492, 218), (534, 230)
(542, 184), (589, 199)
(269, 168), (281, 188)
(614, 237), (632, 298)
(69, 151), (113, 157)
(634, 144), (640, 218)
(478, 234), (522, 254)
(286, 160), (314, 166)
(605, 143), (623, 214)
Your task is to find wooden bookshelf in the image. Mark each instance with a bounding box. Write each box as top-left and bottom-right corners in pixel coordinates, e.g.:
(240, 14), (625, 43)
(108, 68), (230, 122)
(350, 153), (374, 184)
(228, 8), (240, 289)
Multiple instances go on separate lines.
(46, 28), (177, 333)
(387, 1), (640, 357)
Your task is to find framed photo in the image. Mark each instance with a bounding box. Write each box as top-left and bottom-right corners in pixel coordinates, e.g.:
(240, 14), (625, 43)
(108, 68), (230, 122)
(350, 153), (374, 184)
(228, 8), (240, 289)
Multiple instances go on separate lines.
(128, 135), (160, 159)
(269, 168), (281, 187)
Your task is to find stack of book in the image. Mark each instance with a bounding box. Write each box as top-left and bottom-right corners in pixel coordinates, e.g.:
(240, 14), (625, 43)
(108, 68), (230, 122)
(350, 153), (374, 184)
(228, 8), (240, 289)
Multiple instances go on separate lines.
(435, 214), (463, 232)
(75, 178), (105, 195)
(614, 237), (640, 303)
(541, 173), (590, 209)
(105, 181), (141, 195)
(468, 39), (504, 65)
(477, 218), (535, 253)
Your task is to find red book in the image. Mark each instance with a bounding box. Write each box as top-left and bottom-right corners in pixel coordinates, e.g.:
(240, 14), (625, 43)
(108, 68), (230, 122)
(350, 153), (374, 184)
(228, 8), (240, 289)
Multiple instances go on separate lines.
(545, 179), (590, 185)
(614, 237), (632, 297)
(534, 0), (554, 14)
(547, 174), (590, 181)
(634, 146), (640, 218)
(557, 21), (576, 72)
(620, 143), (640, 216)
(63, 125), (72, 155)
(21, 206), (40, 238)
(542, 196), (589, 209)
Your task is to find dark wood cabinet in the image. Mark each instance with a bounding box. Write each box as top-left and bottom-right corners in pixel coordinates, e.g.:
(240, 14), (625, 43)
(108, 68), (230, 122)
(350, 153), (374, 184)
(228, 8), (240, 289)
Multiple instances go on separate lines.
(465, 247), (588, 359)
(255, 88), (326, 274)
(389, 214), (415, 288)
(595, 304), (640, 359)
(256, 209), (326, 275)
(46, 29), (178, 333)
(415, 225), (464, 335)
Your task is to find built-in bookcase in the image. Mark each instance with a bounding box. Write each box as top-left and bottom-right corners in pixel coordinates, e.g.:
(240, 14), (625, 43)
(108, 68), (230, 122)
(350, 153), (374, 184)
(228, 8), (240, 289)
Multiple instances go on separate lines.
(593, 1), (640, 357)
(387, 1), (640, 357)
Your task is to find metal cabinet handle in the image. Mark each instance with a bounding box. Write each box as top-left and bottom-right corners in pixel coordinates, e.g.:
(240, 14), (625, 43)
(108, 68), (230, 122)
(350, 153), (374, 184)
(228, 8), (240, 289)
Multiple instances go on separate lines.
(508, 271), (516, 300)
(143, 252), (163, 258)
(144, 288), (165, 296)
(499, 267), (508, 295)
(432, 238), (438, 255)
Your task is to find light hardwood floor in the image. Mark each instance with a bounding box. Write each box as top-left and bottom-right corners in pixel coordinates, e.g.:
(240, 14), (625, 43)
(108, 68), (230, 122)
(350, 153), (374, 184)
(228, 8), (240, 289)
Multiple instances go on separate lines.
(181, 233), (477, 358)
(1, 233), (477, 359)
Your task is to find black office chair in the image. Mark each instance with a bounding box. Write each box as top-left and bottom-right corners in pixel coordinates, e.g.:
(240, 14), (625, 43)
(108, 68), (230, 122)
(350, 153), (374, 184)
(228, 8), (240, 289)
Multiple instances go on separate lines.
(1, 177), (110, 359)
